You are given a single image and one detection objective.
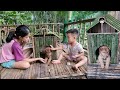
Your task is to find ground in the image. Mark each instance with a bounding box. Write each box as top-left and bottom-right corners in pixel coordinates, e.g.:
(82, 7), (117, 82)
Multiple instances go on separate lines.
(0, 59), (87, 79)
(87, 63), (120, 79)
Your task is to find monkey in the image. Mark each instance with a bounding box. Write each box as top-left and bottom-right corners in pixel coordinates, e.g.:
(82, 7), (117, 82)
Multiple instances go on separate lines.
(40, 45), (52, 65)
(98, 45), (110, 70)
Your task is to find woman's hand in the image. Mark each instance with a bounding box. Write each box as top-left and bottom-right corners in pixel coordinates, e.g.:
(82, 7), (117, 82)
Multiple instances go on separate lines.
(38, 58), (46, 63)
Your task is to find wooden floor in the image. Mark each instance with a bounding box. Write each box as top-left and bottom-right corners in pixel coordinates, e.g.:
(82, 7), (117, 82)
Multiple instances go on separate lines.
(0, 60), (87, 79)
(87, 63), (120, 79)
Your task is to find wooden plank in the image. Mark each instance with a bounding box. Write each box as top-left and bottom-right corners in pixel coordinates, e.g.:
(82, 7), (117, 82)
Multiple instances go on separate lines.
(52, 63), (59, 76)
(1, 69), (11, 79)
(48, 63), (55, 78)
(87, 34), (93, 63)
(35, 63), (41, 79)
(114, 34), (119, 63)
(91, 34), (96, 63)
(87, 64), (120, 79)
(94, 34), (97, 62)
(39, 73), (86, 79)
(88, 33), (118, 35)
(29, 63), (36, 79)
(60, 59), (70, 75)
(40, 63), (46, 78)
(44, 64), (50, 78)
(1, 60), (87, 79)
(5, 69), (21, 79)
(65, 18), (95, 26)
(65, 62), (76, 75)
(0, 66), (3, 71)
(1, 68), (21, 79)
(57, 60), (66, 76)
(56, 63), (63, 76)
(8, 69), (20, 79)
(20, 64), (32, 79)
(14, 70), (24, 79)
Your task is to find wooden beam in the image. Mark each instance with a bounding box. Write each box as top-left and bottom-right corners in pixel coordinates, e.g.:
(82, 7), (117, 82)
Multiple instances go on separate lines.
(0, 23), (64, 27)
(64, 18), (95, 26)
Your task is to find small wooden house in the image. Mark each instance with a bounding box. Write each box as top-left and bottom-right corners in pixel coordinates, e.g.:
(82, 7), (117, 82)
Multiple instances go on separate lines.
(33, 33), (60, 60)
(87, 14), (120, 64)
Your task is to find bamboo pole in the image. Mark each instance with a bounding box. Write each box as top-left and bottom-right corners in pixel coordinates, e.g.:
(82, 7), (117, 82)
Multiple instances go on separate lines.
(53, 25), (54, 34)
(58, 24), (60, 36)
(32, 37), (35, 58)
(0, 27), (1, 46)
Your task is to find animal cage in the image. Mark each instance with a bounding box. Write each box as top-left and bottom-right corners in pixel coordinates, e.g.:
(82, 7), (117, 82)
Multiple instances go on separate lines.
(33, 34), (60, 60)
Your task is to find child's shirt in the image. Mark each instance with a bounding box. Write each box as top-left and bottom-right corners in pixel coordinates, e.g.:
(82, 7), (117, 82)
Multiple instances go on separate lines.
(0, 39), (24, 63)
(63, 42), (84, 57)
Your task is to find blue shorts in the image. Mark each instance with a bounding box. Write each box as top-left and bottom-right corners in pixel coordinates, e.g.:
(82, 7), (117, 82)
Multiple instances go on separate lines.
(1, 60), (15, 68)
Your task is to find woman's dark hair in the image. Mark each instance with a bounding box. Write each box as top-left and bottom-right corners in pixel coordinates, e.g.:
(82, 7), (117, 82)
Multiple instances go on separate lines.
(6, 30), (16, 43)
(6, 25), (30, 43)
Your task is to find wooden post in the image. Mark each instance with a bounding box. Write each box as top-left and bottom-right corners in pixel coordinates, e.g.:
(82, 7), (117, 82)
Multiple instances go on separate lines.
(58, 24), (60, 36)
(32, 37), (35, 58)
(78, 23), (81, 43)
(53, 25), (54, 34)
(82, 23), (86, 47)
(101, 23), (103, 33)
(0, 26), (1, 46)
(90, 22), (92, 27)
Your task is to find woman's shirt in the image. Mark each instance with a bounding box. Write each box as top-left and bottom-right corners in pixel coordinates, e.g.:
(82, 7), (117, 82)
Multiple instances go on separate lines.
(0, 40), (15, 63)
(12, 40), (24, 61)
(0, 39), (24, 63)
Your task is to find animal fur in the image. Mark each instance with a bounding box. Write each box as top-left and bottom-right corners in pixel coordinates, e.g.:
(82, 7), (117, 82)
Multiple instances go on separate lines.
(98, 45), (110, 70)
(40, 46), (52, 65)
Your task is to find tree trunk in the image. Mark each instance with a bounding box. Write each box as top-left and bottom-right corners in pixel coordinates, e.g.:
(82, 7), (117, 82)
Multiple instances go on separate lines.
(68, 11), (73, 29)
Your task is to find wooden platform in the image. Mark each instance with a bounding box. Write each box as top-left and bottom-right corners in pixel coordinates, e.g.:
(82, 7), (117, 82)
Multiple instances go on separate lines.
(0, 60), (87, 79)
(87, 63), (120, 79)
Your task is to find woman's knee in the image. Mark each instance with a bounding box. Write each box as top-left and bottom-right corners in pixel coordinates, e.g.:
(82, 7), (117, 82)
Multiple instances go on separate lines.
(22, 62), (30, 69)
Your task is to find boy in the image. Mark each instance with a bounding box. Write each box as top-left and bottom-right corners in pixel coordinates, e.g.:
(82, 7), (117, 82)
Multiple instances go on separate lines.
(51, 29), (87, 71)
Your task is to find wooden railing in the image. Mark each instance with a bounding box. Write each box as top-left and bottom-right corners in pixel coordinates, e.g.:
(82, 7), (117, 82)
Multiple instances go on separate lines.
(0, 23), (64, 46)
(0, 18), (96, 48)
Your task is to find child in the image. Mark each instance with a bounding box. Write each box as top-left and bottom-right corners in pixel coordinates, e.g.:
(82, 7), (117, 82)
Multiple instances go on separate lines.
(51, 29), (87, 71)
(0, 25), (45, 69)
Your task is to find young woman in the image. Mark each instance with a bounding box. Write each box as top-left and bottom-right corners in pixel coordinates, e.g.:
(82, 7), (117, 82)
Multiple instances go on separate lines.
(0, 25), (45, 69)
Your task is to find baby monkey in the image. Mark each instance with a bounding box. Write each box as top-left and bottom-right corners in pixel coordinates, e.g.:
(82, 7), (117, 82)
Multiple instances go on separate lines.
(98, 45), (110, 70)
(40, 45), (52, 65)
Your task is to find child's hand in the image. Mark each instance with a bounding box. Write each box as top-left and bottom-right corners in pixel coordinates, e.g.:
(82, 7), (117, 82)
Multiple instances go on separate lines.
(72, 55), (78, 58)
(50, 45), (54, 48)
(50, 45), (56, 50)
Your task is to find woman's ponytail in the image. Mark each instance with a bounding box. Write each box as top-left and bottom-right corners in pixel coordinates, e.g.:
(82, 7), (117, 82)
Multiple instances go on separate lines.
(6, 30), (16, 43)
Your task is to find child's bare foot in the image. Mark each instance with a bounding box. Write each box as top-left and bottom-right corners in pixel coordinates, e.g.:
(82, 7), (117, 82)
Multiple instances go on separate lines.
(72, 65), (78, 71)
(38, 58), (46, 63)
(52, 60), (61, 64)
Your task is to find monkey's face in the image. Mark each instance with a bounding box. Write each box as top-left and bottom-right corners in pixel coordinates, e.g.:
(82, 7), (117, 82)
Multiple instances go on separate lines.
(99, 46), (109, 54)
(44, 47), (51, 53)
